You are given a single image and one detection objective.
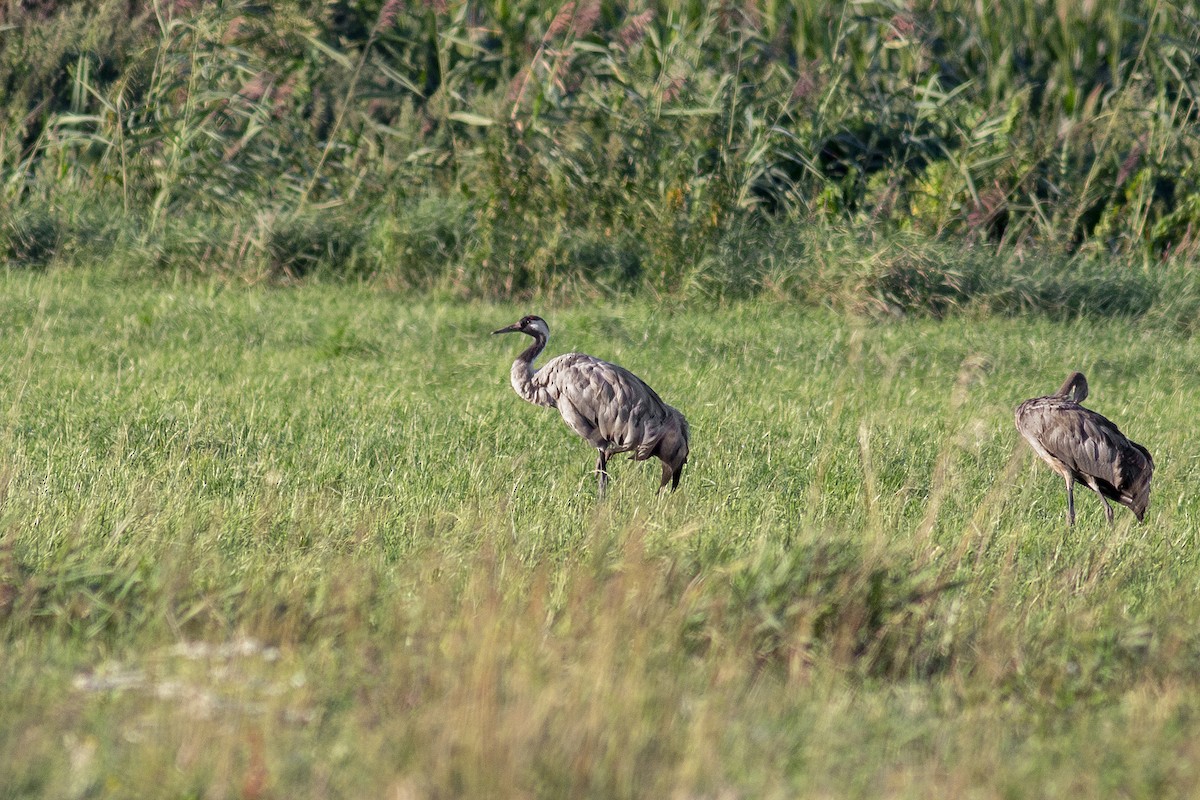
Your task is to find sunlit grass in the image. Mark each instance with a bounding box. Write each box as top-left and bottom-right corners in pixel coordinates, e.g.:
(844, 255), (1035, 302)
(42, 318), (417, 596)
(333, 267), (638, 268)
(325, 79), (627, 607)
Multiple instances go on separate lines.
(2, 269), (1199, 798)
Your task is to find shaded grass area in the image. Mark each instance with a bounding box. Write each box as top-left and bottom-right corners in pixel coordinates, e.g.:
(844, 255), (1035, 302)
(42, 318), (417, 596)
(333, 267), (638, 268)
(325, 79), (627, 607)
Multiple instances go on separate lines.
(1, 271), (1200, 797)
(5, 205), (1200, 333)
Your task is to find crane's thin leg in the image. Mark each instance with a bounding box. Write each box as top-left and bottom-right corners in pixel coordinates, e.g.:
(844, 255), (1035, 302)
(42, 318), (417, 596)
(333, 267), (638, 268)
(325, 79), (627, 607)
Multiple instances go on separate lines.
(1065, 475), (1076, 526)
(657, 462), (671, 494)
(1083, 476), (1115, 525)
(671, 461), (683, 491)
(596, 451), (609, 499)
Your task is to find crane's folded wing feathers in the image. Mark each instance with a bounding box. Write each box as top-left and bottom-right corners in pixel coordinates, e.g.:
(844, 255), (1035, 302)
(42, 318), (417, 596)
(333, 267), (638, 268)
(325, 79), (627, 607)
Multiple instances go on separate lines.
(1031, 404), (1154, 516)
(533, 353), (679, 457)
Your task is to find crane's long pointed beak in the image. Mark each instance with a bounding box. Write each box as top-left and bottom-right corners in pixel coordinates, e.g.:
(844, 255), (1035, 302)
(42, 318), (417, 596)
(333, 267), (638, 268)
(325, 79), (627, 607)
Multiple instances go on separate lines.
(492, 323), (520, 335)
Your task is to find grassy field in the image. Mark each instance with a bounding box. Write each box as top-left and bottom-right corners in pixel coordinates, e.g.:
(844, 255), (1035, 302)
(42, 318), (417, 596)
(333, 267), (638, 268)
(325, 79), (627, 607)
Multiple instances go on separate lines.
(2, 268), (1200, 798)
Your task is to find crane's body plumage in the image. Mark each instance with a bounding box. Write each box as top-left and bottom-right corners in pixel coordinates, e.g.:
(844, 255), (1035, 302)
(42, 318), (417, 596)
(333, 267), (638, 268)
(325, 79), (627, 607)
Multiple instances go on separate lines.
(1015, 371), (1153, 525)
(494, 315), (689, 496)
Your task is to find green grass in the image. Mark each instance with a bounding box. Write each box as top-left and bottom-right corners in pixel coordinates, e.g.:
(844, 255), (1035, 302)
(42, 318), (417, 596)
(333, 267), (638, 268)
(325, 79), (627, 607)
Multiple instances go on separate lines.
(3, 268), (1200, 798)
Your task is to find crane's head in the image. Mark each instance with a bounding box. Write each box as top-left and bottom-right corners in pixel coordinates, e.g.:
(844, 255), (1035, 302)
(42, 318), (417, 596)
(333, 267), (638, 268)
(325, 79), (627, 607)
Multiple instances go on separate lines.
(1055, 371), (1088, 403)
(492, 315), (549, 340)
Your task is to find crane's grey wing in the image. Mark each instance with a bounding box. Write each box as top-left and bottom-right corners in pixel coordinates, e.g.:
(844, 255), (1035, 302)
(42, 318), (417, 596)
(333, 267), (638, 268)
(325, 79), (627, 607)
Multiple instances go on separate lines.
(535, 353), (677, 456)
(1028, 403), (1154, 518)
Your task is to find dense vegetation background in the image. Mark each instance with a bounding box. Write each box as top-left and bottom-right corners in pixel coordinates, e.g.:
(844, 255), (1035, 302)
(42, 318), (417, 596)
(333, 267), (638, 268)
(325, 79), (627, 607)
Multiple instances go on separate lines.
(2, 0), (1199, 304)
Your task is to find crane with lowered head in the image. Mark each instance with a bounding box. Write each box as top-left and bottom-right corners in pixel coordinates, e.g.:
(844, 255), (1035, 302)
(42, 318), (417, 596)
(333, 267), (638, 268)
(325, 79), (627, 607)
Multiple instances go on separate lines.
(1015, 371), (1153, 525)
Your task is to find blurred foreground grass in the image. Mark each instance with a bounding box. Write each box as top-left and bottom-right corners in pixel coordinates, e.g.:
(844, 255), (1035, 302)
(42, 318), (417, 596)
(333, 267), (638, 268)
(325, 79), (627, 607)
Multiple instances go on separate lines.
(2, 269), (1199, 798)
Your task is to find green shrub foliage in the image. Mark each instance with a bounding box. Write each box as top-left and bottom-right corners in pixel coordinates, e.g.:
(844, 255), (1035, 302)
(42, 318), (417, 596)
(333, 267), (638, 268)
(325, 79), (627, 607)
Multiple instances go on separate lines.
(2, 1), (1198, 287)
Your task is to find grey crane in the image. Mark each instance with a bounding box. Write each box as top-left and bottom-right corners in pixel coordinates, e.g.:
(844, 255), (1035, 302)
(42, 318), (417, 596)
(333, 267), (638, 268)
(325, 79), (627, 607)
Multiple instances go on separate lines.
(1015, 371), (1153, 525)
(492, 315), (689, 497)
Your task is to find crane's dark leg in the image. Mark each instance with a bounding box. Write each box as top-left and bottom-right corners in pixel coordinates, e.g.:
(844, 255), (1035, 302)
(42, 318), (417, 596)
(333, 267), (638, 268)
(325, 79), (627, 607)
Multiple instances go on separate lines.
(1065, 475), (1076, 526)
(656, 449), (687, 494)
(596, 451), (609, 498)
(1083, 476), (1115, 525)
(671, 461), (683, 490)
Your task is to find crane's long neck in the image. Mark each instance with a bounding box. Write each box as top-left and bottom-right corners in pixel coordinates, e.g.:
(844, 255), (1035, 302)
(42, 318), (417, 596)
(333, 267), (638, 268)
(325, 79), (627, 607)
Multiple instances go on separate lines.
(1056, 371), (1088, 402)
(510, 330), (551, 406)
